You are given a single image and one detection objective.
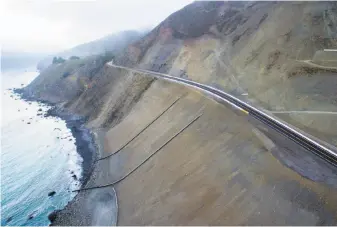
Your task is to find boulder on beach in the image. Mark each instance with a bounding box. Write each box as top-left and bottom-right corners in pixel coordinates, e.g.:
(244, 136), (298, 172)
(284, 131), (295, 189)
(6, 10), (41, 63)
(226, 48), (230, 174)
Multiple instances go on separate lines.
(48, 191), (56, 197)
(48, 210), (59, 222)
(27, 122), (31, 124)
(72, 174), (77, 180)
(38, 108), (42, 111)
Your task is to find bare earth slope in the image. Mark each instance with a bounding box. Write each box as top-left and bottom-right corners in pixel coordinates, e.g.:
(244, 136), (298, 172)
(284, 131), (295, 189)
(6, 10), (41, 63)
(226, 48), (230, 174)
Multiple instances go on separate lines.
(22, 1), (337, 225)
(52, 70), (337, 225)
(105, 76), (337, 225)
(25, 2), (337, 140)
(114, 1), (337, 146)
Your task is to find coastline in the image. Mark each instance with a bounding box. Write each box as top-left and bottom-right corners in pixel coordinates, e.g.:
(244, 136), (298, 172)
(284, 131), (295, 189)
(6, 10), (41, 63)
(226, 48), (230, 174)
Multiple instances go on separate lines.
(13, 88), (102, 225)
(44, 106), (98, 186)
(48, 128), (118, 226)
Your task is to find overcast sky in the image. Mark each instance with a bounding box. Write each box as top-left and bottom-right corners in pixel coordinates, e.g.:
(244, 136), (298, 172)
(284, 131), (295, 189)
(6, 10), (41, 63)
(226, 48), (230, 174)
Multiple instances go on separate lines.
(1, 0), (192, 53)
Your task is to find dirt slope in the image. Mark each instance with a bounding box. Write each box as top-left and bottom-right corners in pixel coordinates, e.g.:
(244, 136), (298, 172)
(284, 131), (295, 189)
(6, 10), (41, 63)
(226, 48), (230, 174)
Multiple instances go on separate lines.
(113, 1), (337, 146)
(121, 1), (337, 109)
(24, 2), (337, 141)
(52, 72), (337, 225)
(22, 2), (337, 225)
(111, 79), (337, 225)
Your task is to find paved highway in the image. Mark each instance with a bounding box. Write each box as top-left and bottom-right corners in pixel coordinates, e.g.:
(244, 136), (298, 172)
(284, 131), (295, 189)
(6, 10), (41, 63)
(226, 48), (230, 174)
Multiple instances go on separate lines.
(106, 61), (337, 167)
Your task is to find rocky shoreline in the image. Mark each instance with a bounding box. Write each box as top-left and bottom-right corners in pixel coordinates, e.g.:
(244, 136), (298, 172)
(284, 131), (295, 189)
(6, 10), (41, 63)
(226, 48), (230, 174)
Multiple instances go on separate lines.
(13, 88), (99, 225)
(47, 128), (119, 226)
(44, 106), (98, 187)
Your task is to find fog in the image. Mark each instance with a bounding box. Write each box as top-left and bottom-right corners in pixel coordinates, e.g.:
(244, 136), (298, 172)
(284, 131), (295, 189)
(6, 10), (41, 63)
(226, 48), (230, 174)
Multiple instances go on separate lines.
(1, 0), (192, 53)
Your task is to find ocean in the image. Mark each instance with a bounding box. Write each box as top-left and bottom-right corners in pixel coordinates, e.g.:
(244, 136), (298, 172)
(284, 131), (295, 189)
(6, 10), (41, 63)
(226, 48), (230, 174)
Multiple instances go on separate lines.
(1, 67), (83, 226)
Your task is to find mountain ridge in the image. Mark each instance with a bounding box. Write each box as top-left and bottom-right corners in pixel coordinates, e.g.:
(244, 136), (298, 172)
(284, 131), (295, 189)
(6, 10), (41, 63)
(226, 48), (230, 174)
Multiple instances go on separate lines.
(37, 30), (145, 70)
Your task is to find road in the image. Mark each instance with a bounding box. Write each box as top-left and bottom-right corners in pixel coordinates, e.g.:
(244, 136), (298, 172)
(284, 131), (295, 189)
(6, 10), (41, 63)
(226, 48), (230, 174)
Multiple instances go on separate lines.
(106, 61), (337, 167)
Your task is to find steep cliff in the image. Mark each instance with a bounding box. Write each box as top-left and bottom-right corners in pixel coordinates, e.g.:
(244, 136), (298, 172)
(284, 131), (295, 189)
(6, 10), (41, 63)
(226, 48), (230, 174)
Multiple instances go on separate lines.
(23, 1), (337, 140)
(114, 1), (337, 145)
(118, 1), (337, 109)
(22, 2), (337, 225)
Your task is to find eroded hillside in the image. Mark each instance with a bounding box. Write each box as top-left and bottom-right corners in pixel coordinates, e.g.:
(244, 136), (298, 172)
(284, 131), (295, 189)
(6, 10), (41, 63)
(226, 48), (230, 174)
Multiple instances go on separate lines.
(52, 69), (337, 225)
(21, 2), (337, 225)
(24, 2), (337, 142)
(114, 1), (337, 146)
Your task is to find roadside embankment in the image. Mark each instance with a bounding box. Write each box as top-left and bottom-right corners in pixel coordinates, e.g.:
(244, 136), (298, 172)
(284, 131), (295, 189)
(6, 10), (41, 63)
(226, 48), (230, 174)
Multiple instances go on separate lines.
(52, 67), (337, 225)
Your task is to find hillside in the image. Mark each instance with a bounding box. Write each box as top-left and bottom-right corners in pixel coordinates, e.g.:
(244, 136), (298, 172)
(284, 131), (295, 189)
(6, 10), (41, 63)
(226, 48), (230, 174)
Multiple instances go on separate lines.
(19, 1), (337, 225)
(27, 1), (337, 145)
(36, 30), (144, 70)
(22, 1), (337, 147)
(52, 76), (337, 225)
(113, 1), (337, 146)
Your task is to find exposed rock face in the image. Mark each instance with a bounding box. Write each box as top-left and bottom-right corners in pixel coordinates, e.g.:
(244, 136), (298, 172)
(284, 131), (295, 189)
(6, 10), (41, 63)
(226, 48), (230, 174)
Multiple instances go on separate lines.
(165, 1), (224, 38)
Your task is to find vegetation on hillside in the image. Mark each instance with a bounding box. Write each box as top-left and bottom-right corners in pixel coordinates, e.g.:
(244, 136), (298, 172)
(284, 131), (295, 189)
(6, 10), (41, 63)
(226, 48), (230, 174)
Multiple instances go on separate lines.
(37, 30), (145, 70)
(52, 57), (66, 64)
(69, 56), (80, 60)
